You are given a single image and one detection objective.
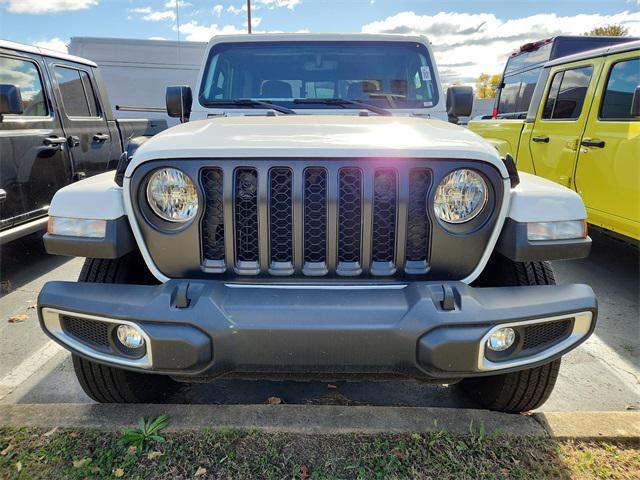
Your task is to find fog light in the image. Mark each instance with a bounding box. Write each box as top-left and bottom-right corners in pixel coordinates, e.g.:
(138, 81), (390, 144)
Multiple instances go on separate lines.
(486, 327), (516, 352)
(116, 324), (145, 350)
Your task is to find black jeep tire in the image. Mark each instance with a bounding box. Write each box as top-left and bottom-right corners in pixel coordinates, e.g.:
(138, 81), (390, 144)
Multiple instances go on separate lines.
(72, 254), (180, 403)
(461, 254), (561, 413)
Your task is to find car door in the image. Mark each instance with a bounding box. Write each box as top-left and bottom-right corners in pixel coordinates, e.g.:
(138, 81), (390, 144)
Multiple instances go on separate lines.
(528, 60), (602, 189)
(574, 53), (640, 240)
(46, 59), (113, 178)
(0, 51), (73, 230)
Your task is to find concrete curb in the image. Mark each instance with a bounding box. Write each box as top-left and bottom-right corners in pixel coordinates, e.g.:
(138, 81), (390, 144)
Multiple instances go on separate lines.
(0, 404), (638, 440)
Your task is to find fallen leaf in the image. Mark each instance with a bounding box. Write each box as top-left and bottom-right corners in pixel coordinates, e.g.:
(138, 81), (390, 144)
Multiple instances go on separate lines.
(73, 457), (92, 468)
(0, 281), (12, 294)
(147, 450), (163, 460)
(1, 444), (14, 456)
(500, 468), (510, 476)
(114, 467), (125, 477)
(195, 466), (207, 477)
(43, 427), (58, 437)
(8, 314), (28, 323)
(91, 465), (101, 474)
(15, 461), (22, 472)
(299, 464), (310, 479)
(390, 448), (406, 459)
(68, 432), (78, 438)
(266, 396), (283, 405)
(327, 384), (337, 389)
(127, 445), (138, 454)
(27, 304), (36, 310)
(625, 404), (639, 411)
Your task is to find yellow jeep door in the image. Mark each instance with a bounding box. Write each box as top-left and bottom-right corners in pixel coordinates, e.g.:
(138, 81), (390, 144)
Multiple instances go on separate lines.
(574, 53), (640, 240)
(528, 61), (602, 188)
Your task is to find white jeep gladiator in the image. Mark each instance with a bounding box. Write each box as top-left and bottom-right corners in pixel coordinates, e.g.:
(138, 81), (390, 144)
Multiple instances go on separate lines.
(38, 34), (596, 412)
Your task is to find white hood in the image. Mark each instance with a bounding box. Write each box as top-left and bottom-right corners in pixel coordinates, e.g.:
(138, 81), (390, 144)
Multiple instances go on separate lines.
(126, 115), (508, 178)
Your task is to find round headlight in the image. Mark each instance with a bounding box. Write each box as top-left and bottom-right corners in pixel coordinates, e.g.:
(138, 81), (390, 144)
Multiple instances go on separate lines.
(146, 168), (198, 223)
(433, 169), (488, 224)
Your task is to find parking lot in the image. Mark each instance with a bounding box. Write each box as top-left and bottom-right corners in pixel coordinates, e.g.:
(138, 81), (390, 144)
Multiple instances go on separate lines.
(1, 230), (638, 411)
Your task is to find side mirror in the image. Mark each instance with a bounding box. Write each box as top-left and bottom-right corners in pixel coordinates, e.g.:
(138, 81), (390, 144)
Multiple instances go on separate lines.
(631, 85), (640, 118)
(446, 86), (473, 123)
(166, 85), (192, 123)
(0, 84), (23, 116)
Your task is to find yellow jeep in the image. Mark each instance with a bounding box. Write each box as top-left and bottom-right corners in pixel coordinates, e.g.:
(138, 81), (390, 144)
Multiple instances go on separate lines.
(470, 40), (639, 241)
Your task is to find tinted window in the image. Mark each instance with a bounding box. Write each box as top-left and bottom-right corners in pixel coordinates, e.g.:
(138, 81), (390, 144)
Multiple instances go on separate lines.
(542, 66), (593, 120)
(600, 58), (640, 120)
(0, 56), (48, 117)
(504, 43), (552, 75)
(55, 66), (100, 117)
(498, 67), (541, 115)
(200, 41), (438, 109)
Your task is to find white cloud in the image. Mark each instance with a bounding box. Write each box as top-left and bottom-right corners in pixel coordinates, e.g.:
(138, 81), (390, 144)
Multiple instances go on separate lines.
(143, 9), (176, 21)
(227, 4), (245, 15)
(213, 4), (223, 17)
(175, 21), (246, 41)
(149, 36), (167, 40)
(33, 37), (68, 53)
(130, 7), (151, 14)
(255, 0), (300, 10)
(362, 10), (640, 86)
(244, 16), (262, 28)
(0, 0), (97, 14)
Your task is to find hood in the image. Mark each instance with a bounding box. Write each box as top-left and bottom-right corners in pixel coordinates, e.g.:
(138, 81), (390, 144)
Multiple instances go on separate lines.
(127, 115), (507, 178)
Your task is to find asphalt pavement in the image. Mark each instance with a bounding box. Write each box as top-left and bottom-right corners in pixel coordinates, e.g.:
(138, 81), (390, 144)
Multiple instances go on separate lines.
(1, 230), (638, 411)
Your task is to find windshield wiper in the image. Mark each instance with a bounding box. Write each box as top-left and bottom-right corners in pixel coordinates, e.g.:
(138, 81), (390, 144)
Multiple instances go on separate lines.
(204, 99), (296, 115)
(293, 98), (392, 116)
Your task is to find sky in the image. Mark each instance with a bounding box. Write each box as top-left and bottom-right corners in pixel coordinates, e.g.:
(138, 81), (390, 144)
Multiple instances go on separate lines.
(1, 0), (639, 85)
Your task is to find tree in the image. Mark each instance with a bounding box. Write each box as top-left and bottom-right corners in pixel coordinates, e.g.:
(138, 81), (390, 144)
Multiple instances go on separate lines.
(475, 73), (501, 99)
(584, 24), (629, 36)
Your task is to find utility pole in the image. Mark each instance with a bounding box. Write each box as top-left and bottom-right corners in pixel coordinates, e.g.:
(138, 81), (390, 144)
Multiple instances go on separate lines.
(247, 0), (252, 34)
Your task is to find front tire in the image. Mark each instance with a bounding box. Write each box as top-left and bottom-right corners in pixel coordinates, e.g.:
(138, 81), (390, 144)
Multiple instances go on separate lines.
(461, 255), (561, 413)
(73, 254), (180, 403)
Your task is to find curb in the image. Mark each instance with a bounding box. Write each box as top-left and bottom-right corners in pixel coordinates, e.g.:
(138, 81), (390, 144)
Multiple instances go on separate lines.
(0, 404), (638, 440)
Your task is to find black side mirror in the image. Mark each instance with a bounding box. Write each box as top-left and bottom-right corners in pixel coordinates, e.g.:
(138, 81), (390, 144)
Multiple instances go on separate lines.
(446, 86), (473, 123)
(631, 85), (640, 118)
(0, 84), (23, 117)
(166, 85), (192, 123)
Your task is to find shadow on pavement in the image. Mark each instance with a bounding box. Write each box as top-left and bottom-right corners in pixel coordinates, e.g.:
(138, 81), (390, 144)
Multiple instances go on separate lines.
(0, 232), (74, 297)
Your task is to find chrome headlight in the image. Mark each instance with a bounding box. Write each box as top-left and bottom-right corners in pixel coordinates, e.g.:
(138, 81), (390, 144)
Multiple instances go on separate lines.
(146, 168), (198, 223)
(433, 169), (488, 224)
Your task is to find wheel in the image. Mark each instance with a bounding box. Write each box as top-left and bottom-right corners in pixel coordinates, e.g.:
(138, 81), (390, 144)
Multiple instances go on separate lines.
(72, 253), (180, 403)
(461, 254), (561, 413)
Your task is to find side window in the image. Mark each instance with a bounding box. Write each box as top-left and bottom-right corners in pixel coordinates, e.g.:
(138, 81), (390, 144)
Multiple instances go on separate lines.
(0, 56), (48, 117)
(54, 66), (101, 117)
(542, 66), (593, 120)
(600, 57), (640, 120)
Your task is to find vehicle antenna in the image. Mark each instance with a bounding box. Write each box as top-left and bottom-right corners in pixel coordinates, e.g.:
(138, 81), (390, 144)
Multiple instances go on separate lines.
(247, 0), (252, 34)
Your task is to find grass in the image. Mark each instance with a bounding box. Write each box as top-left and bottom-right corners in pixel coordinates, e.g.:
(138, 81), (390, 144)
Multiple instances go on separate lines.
(0, 426), (638, 479)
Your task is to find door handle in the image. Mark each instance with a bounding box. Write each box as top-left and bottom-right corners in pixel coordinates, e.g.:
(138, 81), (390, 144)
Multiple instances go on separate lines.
(0, 189), (6, 203)
(581, 139), (605, 148)
(42, 136), (67, 147)
(532, 136), (550, 143)
(93, 133), (110, 142)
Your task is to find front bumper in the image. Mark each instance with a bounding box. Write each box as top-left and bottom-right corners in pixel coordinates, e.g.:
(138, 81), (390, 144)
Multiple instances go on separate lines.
(38, 280), (597, 380)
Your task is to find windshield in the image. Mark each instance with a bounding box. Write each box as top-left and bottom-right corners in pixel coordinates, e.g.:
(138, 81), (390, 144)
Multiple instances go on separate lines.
(199, 41), (438, 109)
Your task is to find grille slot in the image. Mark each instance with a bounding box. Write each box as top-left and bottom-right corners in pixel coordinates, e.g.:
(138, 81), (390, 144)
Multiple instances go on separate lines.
(61, 315), (110, 349)
(269, 168), (294, 274)
(234, 168), (259, 272)
(405, 168), (432, 274)
(303, 168), (328, 275)
(523, 319), (573, 350)
(371, 168), (397, 275)
(201, 168), (225, 270)
(337, 168), (362, 275)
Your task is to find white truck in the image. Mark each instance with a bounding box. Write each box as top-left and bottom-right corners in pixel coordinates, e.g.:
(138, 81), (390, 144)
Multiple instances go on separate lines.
(38, 34), (596, 412)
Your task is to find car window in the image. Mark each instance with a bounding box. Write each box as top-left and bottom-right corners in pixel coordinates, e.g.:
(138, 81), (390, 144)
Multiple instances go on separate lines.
(600, 57), (640, 120)
(542, 66), (593, 120)
(0, 56), (48, 117)
(498, 67), (541, 115)
(55, 66), (100, 117)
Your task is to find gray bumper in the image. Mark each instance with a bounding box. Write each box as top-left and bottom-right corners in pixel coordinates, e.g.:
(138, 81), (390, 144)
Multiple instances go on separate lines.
(38, 280), (597, 380)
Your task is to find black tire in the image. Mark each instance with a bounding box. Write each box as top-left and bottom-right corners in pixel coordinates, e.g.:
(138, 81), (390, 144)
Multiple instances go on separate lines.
(461, 254), (561, 413)
(72, 253), (180, 403)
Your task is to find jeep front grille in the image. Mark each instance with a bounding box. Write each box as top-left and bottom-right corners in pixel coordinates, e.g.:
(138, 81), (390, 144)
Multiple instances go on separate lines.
(200, 163), (433, 278)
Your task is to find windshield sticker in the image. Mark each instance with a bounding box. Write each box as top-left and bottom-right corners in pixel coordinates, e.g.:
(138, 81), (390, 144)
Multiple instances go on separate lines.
(423, 101), (433, 107)
(420, 66), (432, 82)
